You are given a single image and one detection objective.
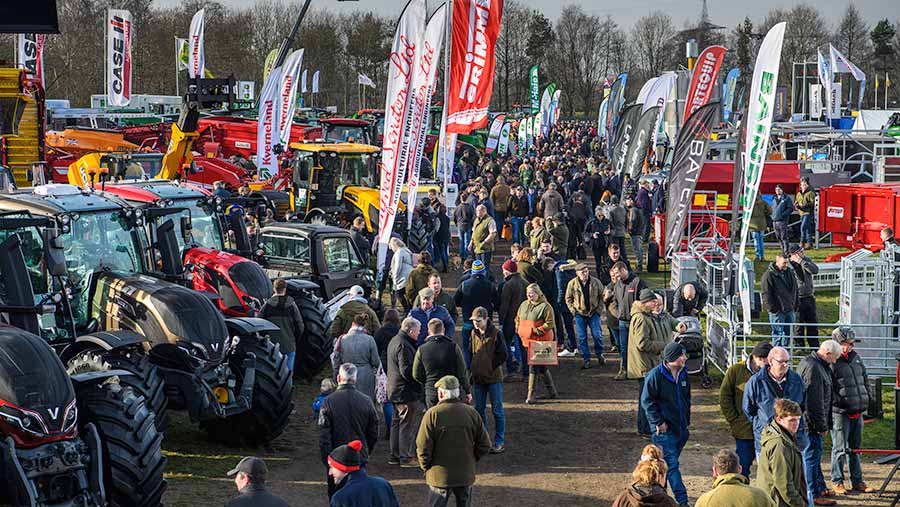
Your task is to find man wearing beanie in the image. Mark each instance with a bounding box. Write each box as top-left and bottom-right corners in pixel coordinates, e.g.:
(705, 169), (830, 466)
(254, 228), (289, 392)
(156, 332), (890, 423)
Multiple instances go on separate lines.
(328, 440), (399, 507)
(225, 457), (288, 507)
(719, 341), (772, 478)
(641, 342), (693, 507)
(416, 375), (492, 507)
(497, 258), (528, 376)
(628, 288), (683, 437)
(455, 260), (495, 365)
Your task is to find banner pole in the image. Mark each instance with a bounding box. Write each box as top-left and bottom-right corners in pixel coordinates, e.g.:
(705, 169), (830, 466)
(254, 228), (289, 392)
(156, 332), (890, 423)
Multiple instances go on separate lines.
(174, 36), (180, 96)
(441, 0), (452, 188)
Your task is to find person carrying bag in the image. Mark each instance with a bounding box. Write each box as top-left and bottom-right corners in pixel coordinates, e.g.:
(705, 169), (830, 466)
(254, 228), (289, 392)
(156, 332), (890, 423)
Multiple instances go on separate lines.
(515, 283), (559, 405)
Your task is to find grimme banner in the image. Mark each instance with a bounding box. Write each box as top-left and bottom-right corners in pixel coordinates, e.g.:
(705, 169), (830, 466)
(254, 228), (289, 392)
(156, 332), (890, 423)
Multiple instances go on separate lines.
(623, 106), (660, 179)
(665, 101), (719, 256)
(446, 0), (504, 134)
(405, 4), (448, 229)
(17, 34), (46, 87)
(376, 0), (426, 272)
(684, 45), (726, 125)
(106, 9), (133, 107)
(530, 65), (539, 113)
(276, 49), (304, 146)
(611, 103), (641, 175)
(256, 66), (283, 180)
(188, 9), (205, 80)
(738, 22), (786, 335)
(485, 113), (507, 154)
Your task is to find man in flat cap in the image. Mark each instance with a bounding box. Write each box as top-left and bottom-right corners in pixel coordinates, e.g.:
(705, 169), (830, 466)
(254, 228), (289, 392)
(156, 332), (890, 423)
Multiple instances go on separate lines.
(226, 457), (288, 507)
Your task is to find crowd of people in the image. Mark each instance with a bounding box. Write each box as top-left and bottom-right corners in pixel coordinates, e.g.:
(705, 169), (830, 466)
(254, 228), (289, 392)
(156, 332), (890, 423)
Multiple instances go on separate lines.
(219, 120), (884, 507)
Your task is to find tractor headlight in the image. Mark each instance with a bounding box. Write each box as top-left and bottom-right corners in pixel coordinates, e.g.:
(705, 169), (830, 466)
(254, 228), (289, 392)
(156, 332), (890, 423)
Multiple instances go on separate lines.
(134, 209), (143, 218)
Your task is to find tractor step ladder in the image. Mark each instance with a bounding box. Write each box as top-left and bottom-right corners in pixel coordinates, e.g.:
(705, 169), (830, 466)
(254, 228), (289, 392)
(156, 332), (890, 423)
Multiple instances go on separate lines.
(0, 69), (40, 188)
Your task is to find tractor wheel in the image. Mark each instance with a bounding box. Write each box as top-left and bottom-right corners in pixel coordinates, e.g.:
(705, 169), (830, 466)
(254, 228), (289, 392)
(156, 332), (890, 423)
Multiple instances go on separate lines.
(75, 379), (167, 507)
(294, 293), (332, 379)
(407, 218), (430, 254)
(647, 241), (660, 273)
(203, 338), (294, 445)
(67, 350), (168, 432)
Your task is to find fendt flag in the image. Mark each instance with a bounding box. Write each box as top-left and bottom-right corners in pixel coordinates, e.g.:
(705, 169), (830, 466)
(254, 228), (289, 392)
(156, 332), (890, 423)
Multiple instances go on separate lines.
(17, 34), (46, 87)
(188, 9), (205, 79)
(106, 10), (133, 107)
(446, 0), (504, 134)
(684, 45), (726, 125)
(738, 22), (786, 335)
(376, 0), (426, 273)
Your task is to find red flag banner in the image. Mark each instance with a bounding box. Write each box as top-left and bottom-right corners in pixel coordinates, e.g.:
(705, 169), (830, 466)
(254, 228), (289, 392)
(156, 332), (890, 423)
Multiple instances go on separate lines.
(446, 0), (504, 135)
(683, 45), (726, 125)
(107, 9), (133, 107)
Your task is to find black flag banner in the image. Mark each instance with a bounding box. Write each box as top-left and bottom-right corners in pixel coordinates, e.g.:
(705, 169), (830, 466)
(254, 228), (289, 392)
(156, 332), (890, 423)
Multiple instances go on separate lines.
(624, 106), (661, 179)
(664, 101), (720, 257)
(611, 103), (642, 176)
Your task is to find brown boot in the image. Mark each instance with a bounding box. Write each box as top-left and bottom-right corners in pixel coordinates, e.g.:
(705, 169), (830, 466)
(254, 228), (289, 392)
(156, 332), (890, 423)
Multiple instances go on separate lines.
(525, 372), (537, 404)
(852, 482), (875, 494)
(542, 369), (558, 399)
(832, 483), (848, 496)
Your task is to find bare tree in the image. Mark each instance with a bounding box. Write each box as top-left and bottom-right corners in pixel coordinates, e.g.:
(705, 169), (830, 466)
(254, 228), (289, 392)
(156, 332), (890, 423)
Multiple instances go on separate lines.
(545, 5), (605, 116)
(835, 4), (870, 63)
(493, 0), (529, 112)
(761, 5), (830, 88)
(630, 11), (677, 78)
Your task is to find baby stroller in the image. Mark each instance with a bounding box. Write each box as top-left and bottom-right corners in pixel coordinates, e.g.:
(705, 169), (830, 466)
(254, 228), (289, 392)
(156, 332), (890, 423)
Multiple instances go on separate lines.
(674, 316), (712, 388)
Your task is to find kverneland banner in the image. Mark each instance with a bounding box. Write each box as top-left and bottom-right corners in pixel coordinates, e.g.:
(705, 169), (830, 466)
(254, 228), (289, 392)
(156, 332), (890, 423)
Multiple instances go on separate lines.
(665, 101), (719, 256)
(485, 113), (506, 154)
(188, 9), (205, 80)
(276, 49), (304, 146)
(684, 45), (726, 125)
(376, 0), (426, 272)
(405, 4), (448, 229)
(17, 34), (46, 87)
(738, 22), (785, 335)
(106, 10), (133, 107)
(256, 66), (283, 180)
(446, 0), (504, 134)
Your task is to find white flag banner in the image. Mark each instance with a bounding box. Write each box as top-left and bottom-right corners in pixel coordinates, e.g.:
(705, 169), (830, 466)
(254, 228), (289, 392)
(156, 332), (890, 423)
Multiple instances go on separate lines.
(597, 97), (609, 138)
(484, 114), (506, 154)
(829, 43), (866, 110)
(738, 22), (786, 335)
(549, 89), (561, 126)
(17, 34), (46, 88)
(539, 88), (551, 137)
(643, 72), (677, 146)
(188, 9), (205, 79)
(301, 68), (308, 93)
(376, 0), (426, 273)
(256, 66), (283, 180)
(636, 77), (658, 105)
(498, 122), (511, 156)
(106, 10), (133, 107)
(532, 112), (540, 141)
(809, 84), (822, 119)
(817, 50), (831, 119)
(312, 70), (320, 93)
(405, 4), (448, 229)
(276, 49), (304, 146)
(829, 81), (842, 118)
(358, 73), (376, 88)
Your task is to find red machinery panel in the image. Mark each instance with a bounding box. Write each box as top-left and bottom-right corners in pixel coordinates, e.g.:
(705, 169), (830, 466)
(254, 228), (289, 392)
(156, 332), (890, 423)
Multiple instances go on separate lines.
(819, 183), (900, 251)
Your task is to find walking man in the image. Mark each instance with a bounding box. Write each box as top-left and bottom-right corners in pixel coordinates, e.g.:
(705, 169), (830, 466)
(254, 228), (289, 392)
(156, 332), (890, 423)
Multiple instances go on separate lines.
(470, 204), (497, 268)
(225, 457), (289, 507)
(719, 342), (772, 478)
(830, 327), (876, 496)
(386, 317), (425, 467)
(757, 399), (807, 507)
(771, 184), (793, 254)
(410, 288), (456, 347)
(796, 177), (816, 249)
(328, 440), (400, 507)
(614, 261), (648, 377)
(742, 347), (807, 454)
(413, 319), (471, 408)
(761, 254), (799, 348)
(565, 263), (606, 368)
(695, 449), (774, 507)
(496, 259), (527, 376)
(257, 278), (304, 373)
(469, 307), (508, 454)
(454, 194), (476, 262)
(789, 245), (820, 349)
(798, 340), (841, 506)
(416, 376), (492, 507)
(641, 342), (693, 507)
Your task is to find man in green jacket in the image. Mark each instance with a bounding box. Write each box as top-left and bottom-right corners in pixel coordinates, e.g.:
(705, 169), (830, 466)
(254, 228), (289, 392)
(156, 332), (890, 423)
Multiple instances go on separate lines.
(257, 279), (305, 373)
(469, 205), (497, 269)
(757, 399), (807, 507)
(469, 307), (508, 454)
(628, 288), (683, 437)
(565, 264), (606, 368)
(327, 285), (381, 338)
(696, 449), (774, 507)
(416, 375), (492, 507)
(795, 177), (816, 249)
(720, 342), (772, 478)
(547, 215), (569, 258)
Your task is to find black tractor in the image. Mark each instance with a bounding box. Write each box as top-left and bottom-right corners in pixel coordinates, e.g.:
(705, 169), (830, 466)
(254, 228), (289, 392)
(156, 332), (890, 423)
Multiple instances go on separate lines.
(0, 230), (166, 507)
(0, 185), (293, 445)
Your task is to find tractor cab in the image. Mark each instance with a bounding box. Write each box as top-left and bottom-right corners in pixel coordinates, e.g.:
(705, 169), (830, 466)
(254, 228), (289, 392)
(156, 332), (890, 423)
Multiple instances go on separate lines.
(319, 118), (374, 145)
(67, 151), (168, 186)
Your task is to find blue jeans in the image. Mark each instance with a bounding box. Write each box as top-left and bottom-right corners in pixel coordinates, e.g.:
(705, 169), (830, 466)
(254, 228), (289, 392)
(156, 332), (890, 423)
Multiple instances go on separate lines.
(752, 231), (765, 260)
(474, 383), (505, 446)
(800, 214), (814, 244)
(618, 320), (630, 371)
(609, 323), (621, 350)
(476, 251), (493, 270)
(383, 401), (394, 432)
(831, 413), (864, 485)
(637, 379), (651, 435)
(769, 311), (795, 348)
(652, 431), (689, 505)
(284, 351), (296, 373)
(510, 216), (526, 244)
(735, 438), (756, 479)
(434, 240), (449, 270)
(461, 322), (473, 368)
(515, 335), (529, 376)
(574, 314), (604, 362)
(802, 431), (826, 501)
(501, 321), (519, 373)
(560, 308), (577, 351)
(458, 229), (472, 260)
(631, 235), (644, 270)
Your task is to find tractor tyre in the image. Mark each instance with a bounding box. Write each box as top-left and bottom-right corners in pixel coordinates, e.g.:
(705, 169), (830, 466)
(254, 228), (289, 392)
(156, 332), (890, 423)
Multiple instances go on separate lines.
(407, 218), (429, 254)
(204, 338), (294, 445)
(647, 241), (660, 273)
(75, 379), (167, 507)
(294, 293), (332, 379)
(67, 350), (168, 432)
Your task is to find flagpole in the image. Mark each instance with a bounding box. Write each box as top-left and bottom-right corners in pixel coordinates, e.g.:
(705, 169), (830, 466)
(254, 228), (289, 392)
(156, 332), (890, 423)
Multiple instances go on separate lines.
(174, 36), (180, 96)
(876, 74), (879, 110)
(440, 0), (452, 189)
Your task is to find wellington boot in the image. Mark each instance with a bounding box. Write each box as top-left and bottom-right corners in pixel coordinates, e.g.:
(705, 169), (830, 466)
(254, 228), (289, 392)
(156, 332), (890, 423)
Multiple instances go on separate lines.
(526, 372), (537, 404)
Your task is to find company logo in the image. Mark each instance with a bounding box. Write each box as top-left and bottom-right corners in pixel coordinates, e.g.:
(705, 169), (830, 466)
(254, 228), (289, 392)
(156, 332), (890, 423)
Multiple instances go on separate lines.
(827, 206), (844, 218)
(458, 0), (492, 104)
(47, 407), (59, 420)
(109, 15), (131, 101)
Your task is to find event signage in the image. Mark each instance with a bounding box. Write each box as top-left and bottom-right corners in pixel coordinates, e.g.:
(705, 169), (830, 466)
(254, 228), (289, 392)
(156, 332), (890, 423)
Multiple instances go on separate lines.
(446, 0), (505, 134)
(485, 113), (506, 154)
(17, 34), (46, 87)
(624, 106), (661, 179)
(376, 0), (426, 273)
(606, 72), (627, 158)
(276, 49), (304, 146)
(611, 104), (641, 176)
(498, 122), (511, 156)
(529, 65), (539, 113)
(188, 9), (205, 79)
(817, 49), (831, 119)
(665, 102), (719, 256)
(830, 43), (866, 110)
(684, 45), (726, 125)
(644, 72), (676, 147)
(597, 97), (609, 139)
(809, 84), (822, 118)
(106, 10), (133, 107)
(256, 66), (283, 180)
(738, 22), (786, 335)
(723, 68), (739, 123)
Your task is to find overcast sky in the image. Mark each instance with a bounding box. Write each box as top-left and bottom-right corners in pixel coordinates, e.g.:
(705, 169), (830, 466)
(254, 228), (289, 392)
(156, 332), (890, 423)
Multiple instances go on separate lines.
(159, 0), (900, 30)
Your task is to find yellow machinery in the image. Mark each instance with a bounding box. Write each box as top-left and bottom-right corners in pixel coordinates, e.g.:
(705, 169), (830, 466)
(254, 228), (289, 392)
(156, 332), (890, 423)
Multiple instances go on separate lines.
(0, 69), (44, 187)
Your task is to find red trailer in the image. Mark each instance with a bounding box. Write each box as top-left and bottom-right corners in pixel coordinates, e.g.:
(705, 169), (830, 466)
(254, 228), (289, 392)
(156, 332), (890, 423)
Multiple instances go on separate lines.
(818, 182), (900, 252)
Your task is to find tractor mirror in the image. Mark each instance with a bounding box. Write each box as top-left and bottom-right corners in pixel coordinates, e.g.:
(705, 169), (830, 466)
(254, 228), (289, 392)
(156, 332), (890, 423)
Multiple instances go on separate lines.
(42, 227), (68, 277)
